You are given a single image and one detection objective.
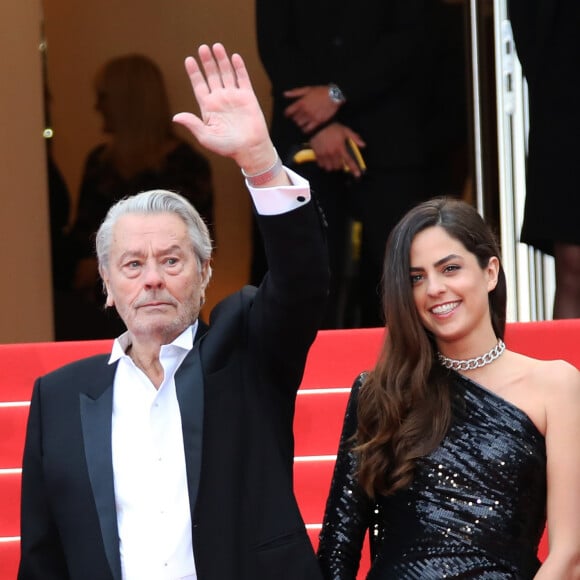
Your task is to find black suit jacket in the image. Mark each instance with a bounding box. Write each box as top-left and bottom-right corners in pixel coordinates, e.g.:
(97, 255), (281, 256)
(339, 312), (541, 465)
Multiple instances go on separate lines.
(18, 200), (329, 580)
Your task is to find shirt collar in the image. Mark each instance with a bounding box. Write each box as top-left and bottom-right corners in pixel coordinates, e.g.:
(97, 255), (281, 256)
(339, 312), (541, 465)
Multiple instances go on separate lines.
(108, 320), (198, 364)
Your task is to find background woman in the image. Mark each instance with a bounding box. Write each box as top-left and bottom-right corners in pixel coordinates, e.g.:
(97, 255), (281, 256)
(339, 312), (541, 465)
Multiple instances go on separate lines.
(58, 54), (215, 339)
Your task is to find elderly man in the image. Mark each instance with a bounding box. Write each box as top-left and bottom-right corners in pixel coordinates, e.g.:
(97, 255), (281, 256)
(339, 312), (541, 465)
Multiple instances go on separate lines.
(18, 43), (328, 580)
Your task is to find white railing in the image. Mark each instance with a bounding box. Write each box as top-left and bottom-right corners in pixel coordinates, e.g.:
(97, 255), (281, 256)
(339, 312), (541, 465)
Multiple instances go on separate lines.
(492, 0), (555, 321)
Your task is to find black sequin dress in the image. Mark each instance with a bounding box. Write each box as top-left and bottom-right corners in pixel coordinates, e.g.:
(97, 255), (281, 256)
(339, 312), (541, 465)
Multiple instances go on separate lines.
(317, 372), (547, 579)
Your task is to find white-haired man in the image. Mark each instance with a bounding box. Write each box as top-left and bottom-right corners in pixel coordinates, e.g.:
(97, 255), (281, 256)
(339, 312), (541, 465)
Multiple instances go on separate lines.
(19, 43), (328, 580)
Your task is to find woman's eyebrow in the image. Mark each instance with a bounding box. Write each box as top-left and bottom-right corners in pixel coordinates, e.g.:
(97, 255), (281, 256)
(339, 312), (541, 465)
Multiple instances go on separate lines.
(409, 254), (462, 271)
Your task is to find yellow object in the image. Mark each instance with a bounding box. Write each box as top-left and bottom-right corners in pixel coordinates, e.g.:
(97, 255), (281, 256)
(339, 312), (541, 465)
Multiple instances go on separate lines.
(293, 148), (317, 164)
(293, 138), (366, 173)
(351, 220), (362, 261)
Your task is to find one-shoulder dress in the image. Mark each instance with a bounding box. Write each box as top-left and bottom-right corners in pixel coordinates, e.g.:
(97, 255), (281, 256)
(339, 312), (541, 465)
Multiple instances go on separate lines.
(317, 372), (547, 579)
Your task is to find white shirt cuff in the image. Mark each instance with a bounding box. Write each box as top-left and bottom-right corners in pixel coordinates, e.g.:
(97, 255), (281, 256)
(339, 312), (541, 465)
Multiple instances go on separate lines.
(247, 167), (311, 215)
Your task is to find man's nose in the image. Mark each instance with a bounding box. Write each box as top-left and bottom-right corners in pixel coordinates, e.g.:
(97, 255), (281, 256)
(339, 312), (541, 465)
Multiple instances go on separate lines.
(142, 263), (165, 288)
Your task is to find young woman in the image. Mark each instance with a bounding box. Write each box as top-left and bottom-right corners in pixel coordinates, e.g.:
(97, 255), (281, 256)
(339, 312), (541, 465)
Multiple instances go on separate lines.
(317, 197), (580, 578)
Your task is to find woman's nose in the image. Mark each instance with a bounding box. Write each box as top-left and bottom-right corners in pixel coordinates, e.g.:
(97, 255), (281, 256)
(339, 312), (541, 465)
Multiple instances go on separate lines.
(426, 275), (445, 296)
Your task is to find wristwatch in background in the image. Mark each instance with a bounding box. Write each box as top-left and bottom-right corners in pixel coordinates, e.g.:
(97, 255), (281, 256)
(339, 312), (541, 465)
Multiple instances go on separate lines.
(328, 83), (346, 104)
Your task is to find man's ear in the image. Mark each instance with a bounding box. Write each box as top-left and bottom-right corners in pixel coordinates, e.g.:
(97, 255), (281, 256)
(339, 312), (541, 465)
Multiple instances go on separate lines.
(200, 259), (212, 291)
(100, 267), (114, 307)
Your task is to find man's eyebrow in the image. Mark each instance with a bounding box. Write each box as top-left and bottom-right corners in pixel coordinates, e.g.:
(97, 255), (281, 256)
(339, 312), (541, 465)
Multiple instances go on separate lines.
(118, 244), (186, 261)
(155, 244), (186, 256)
(118, 250), (144, 262)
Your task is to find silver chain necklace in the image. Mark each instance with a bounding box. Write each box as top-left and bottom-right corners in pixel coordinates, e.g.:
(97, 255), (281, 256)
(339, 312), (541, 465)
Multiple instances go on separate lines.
(437, 339), (506, 371)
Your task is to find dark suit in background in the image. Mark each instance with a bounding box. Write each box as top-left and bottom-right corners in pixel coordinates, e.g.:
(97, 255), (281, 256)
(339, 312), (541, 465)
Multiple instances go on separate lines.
(510, 0), (580, 317)
(254, 0), (454, 327)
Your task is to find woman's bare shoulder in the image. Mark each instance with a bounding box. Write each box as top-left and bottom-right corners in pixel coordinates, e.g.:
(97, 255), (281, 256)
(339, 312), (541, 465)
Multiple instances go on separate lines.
(516, 352), (580, 398)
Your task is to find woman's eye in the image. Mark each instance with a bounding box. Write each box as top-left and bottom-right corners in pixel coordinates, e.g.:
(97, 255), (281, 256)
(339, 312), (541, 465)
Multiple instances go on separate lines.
(166, 257), (178, 266)
(443, 264), (460, 273)
(411, 274), (423, 285)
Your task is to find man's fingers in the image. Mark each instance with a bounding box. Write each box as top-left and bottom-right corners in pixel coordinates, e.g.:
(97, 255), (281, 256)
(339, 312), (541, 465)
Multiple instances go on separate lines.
(197, 44), (223, 92)
(184, 56), (209, 100)
(344, 155), (361, 177)
(345, 130), (366, 148)
(172, 112), (204, 139)
(303, 119), (322, 133)
(284, 87), (309, 97)
(231, 52), (252, 91)
(190, 43), (251, 94)
(212, 43), (237, 88)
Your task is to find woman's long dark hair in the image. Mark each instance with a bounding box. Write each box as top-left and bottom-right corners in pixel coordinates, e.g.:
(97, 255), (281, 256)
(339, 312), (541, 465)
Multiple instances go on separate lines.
(355, 197), (507, 497)
(95, 54), (175, 178)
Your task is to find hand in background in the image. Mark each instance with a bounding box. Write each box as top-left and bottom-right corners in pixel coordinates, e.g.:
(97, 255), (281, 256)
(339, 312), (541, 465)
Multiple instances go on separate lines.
(283, 85), (342, 134)
(309, 123), (365, 177)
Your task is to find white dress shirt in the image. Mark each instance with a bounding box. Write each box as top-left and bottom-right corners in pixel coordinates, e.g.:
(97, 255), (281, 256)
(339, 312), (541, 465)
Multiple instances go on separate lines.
(111, 325), (198, 580)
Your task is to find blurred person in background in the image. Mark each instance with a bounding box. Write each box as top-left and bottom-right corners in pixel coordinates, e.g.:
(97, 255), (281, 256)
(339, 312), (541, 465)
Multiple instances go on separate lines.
(57, 54), (215, 339)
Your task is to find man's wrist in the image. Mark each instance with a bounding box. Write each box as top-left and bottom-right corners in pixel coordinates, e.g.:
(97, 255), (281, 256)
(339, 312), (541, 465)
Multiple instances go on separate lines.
(328, 84), (346, 105)
(241, 149), (283, 187)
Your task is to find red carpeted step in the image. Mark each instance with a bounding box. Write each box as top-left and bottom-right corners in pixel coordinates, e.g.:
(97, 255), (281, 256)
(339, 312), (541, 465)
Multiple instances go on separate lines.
(0, 470), (21, 537)
(294, 391), (349, 457)
(299, 328), (383, 390)
(0, 340), (111, 402)
(0, 405), (28, 469)
(293, 459), (334, 524)
(0, 540), (20, 580)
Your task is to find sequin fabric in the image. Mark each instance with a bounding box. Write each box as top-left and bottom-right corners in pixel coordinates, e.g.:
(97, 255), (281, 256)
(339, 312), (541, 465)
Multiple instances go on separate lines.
(317, 372), (547, 579)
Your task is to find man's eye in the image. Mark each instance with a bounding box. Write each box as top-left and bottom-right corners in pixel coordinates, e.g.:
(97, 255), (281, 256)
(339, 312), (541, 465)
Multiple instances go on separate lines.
(166, 257), (178, 265)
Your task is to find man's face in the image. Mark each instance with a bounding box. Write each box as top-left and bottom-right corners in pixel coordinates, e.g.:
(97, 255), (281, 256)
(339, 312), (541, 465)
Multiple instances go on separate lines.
(102, 212), (209, 344)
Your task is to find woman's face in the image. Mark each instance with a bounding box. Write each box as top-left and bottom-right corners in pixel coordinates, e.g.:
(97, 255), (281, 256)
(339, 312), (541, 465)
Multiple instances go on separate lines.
(94, 79), (114, 133)
(409, 225), (499, 346)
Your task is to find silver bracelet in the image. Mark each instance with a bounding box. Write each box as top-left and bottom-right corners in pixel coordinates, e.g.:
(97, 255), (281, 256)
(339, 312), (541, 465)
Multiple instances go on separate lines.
(241, 149), (283, 187)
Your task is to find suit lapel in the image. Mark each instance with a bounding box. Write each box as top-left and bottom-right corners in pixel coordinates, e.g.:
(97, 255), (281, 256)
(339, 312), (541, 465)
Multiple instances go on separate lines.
(77, 329), (206, 577)
(175, 345), (204, 517)
(80, 364), (122, 580)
